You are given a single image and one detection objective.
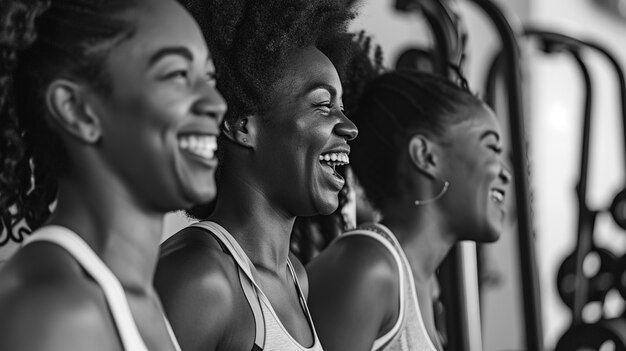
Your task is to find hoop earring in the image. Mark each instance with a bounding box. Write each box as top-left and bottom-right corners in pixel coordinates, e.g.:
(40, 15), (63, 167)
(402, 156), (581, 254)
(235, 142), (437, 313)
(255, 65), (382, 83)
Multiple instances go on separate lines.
(414, 179), (450, 206)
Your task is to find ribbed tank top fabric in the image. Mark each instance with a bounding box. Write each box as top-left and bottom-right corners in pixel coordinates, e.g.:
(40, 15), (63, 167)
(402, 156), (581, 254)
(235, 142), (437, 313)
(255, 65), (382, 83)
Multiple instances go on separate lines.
(22, 225), (181, 351)
(190, 221), (323, 351)
(337, 223), (438, 351)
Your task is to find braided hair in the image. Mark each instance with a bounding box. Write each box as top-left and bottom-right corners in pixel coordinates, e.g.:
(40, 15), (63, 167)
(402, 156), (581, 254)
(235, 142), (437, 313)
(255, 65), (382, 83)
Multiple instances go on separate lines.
(182, 0), (355, 220)
(0, 0), (137, 246)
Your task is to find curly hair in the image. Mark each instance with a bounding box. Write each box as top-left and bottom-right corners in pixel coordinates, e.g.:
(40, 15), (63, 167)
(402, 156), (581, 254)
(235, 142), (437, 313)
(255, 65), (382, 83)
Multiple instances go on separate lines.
(181, 0), (354, 125)
(0, 0), (137, 246)
(182, 0), (355, 220)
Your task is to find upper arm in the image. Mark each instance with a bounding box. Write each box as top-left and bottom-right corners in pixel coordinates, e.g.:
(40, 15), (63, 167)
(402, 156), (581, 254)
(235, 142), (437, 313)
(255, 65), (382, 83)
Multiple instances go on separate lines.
(0, 281), (117, 351)
(306, 236), (400, 351)
(155, 232), (238, 351)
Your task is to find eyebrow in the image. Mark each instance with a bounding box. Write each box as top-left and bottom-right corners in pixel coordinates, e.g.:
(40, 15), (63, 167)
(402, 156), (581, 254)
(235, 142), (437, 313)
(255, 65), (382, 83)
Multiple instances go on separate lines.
(302, 82), (339, 99)
(148, 47), (195, 67)
(480, 130), (500, 142)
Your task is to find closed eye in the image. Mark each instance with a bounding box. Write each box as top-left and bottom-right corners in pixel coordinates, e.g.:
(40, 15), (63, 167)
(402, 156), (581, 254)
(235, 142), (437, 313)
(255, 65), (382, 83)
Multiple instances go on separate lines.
(163, 69), (188, 81)
(314, 102), (333, 115)
(489, 145), (503, 155)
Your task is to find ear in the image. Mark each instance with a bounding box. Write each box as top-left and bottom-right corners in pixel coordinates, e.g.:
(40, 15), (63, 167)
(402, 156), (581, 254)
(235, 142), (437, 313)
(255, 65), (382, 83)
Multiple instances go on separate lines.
(222, 115), (258, 149)
(407, 134), (439, 179)
(45, 79), (101, 144)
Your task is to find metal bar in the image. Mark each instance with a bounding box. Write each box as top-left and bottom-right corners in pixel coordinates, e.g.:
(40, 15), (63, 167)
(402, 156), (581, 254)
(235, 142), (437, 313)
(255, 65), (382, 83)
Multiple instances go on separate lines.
(467, 1), (545, 350)
(525, 29), (626, 172)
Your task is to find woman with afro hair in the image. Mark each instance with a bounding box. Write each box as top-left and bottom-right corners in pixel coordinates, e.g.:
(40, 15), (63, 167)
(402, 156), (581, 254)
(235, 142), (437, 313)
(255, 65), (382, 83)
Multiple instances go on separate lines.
(155, 0), (357, 350)
(0, 0), (226, 350)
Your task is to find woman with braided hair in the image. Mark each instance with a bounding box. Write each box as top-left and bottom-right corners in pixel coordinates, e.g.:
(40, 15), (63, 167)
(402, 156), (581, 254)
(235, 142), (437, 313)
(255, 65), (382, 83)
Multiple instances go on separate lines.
(154, 1), (356, 350)
(0, 0), (226, 349)
(306, 44), (512, 350)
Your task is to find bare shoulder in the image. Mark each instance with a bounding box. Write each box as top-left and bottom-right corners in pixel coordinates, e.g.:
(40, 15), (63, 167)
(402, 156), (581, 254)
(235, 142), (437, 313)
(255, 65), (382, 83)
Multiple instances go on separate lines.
(156, 226), (253, 351)
(0, 245), (118, 351)
(157, 226), (241, 295)
(305, 234), (402, 351)
(307, 233), (400, 292)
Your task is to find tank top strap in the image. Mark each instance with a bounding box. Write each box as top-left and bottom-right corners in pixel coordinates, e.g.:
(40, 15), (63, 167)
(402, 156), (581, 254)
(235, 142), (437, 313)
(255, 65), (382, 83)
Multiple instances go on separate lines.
(338, 224), (407, 351)
(286, 259), (322, 348)
(22, 225), (152, 351)
(189, 221), (266, 349)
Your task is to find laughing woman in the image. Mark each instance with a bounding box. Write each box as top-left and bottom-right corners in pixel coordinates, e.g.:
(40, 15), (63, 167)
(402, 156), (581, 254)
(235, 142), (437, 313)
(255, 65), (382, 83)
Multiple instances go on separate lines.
(306, 70), (512, 351)
(0, 0), (226, 350)
(154, 1), (356, 350)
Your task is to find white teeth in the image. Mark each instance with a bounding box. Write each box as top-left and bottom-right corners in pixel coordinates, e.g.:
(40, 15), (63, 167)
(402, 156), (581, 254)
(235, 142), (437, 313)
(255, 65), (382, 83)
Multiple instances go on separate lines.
(319, 152), (350, 165)
(179, 134), (217, 160)
(490, 189), (504, 203)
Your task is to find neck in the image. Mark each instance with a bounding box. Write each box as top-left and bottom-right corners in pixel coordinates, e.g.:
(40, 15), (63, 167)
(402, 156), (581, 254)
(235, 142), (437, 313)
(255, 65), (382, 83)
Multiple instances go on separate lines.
(380, 198), (456, 284)
(48, 172), (164, 295)
(210, 168), (295, 273)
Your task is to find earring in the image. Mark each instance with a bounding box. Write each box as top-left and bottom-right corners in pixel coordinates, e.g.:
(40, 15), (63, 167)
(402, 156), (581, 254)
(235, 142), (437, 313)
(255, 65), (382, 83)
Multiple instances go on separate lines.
(414, 179), (450, 206)
(87, 130), (100, 142)
(242, 138), (247, 143)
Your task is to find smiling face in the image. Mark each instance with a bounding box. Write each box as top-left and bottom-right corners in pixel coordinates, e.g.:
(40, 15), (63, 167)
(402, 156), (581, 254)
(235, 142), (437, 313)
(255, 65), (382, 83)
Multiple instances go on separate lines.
(439, 104), (510, 242)
(88, 0), (226, 212)
(253, 46), (358, 216)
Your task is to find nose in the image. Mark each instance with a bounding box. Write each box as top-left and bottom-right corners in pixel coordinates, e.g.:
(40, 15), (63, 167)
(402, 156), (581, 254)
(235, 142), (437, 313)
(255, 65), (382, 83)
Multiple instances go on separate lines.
(193, 85), (227, 124)
(499, 164), (512, 184)
(334, 111), (358, 141)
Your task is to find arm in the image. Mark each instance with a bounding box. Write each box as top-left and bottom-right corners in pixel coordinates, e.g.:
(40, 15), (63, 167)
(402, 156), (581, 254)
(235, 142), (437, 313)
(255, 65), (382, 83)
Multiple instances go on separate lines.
(306, 236), (400, 351)
(155, 229), (242, 351)
(0, 279), (121, 351)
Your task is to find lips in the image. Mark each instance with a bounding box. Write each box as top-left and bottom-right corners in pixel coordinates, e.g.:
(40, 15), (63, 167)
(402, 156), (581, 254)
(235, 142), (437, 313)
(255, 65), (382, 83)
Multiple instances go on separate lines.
(178, 134), (217, 161)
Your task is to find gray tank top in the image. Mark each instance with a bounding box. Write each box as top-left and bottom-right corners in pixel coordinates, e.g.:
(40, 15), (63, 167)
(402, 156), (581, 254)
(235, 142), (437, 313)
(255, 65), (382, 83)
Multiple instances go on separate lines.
(337, 223), (439, 351)
(190, 221), (324, 351)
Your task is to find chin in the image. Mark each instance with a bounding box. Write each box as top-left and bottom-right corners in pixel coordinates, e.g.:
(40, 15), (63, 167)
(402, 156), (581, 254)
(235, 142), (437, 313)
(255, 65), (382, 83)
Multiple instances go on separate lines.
(482, 230), (502, 243)
(314, 198), (339, 216)
(186, 185), (217, 206)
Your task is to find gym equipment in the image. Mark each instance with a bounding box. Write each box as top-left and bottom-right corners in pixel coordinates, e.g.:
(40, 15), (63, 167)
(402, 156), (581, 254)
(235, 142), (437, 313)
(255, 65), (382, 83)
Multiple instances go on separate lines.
(611, 189), (626, 230)
(555, 317), (626, 351)
(557, 242), (617, 312)
(614, 254), (626, 299)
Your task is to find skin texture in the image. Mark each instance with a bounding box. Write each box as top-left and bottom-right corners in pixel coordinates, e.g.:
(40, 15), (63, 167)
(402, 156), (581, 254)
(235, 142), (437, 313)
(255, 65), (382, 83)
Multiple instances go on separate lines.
(155, 46), (358, 351)
(307, 104), (510, 351)
(0, 0), (226, 350)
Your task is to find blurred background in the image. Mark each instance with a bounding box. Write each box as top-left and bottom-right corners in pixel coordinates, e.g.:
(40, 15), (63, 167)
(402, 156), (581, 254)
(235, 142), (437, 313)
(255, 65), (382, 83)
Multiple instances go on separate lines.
(3, 0), (626, 349)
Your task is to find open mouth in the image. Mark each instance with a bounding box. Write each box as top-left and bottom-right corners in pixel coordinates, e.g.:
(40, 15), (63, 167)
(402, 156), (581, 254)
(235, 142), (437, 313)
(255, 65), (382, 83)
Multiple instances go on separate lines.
(178, 134), (217, 161)
(490, 188), (505, 204)
(319, 152), (349, 179)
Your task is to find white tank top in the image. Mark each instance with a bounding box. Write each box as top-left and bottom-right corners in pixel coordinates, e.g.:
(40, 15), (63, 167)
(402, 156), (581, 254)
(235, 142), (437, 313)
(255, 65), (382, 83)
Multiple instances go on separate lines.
(22, 225), (181, 351)
(190, 221), (324, 351)
(337, 223), (439, 351)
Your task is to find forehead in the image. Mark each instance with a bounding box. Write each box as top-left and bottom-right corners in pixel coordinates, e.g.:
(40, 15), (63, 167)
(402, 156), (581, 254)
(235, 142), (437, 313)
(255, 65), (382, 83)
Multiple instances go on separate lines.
(447, 104), (501, 142)
(119, 0), (207, 57)
(271, 46), (342, 100)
